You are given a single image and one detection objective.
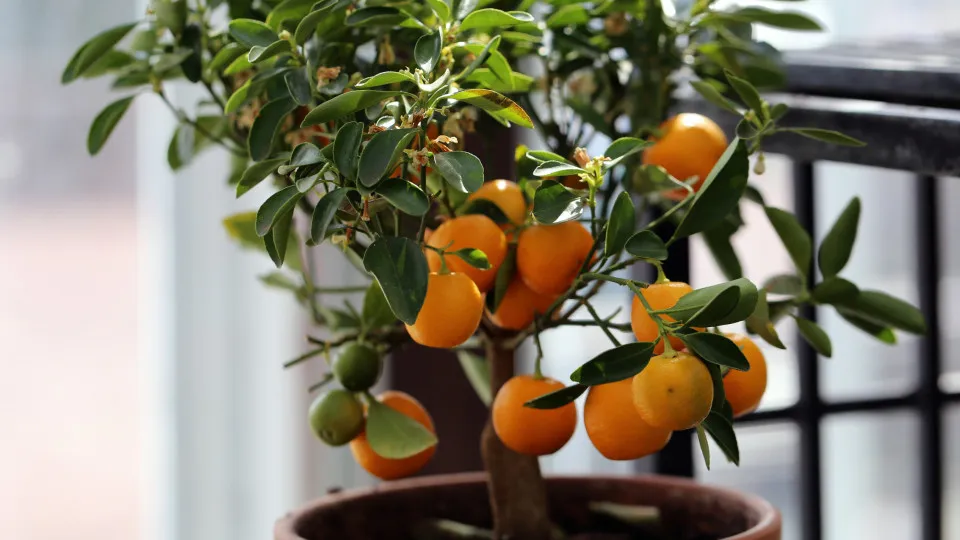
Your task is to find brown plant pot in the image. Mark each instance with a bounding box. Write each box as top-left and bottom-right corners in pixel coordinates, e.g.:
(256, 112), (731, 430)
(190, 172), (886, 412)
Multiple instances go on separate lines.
(275, 472), (781, 540)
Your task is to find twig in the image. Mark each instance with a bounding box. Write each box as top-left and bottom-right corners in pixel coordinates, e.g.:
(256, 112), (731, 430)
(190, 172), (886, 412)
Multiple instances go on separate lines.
(583, 300), (623, 346)
(156, 89), (247, 157)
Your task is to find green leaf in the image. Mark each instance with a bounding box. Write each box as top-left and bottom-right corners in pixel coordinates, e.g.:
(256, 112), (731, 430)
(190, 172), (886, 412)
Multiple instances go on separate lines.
(377, 179), (430, 216)
(725, 70), (765, 119)
(664, 278), (759, 327)
(236, 155), (289, 197)
(317, 305), (361, 331)
(745, 289), (786, 349)
(459, 198), (511, 225)
(228, 18), (278, 47)
(533, 161), (586, 177)
(486, 245), (516, 313)
(355, 71), (416, 88)
(625, 230), (668, 261)
(455, 0), (480, 20)
(309, 188), (348, 244)
(265, 0), (315, 29)
(415, 31), (442, 73)
(427, 0), (451, 21)
(256, 185), (303, 237)
(465, 69), (535, 93)
(448, 89), (533, 128)
(294, 0), (340, 44)
(452, 248), (491, 270)
(209, 43), (246, 73)
(366, 398), (438, 459)
(82, 49), (136, 78)
(846, 290), (926, 335)
(682, 287), (741, 328)
(736, 118), (761, 139)
(818, 197), (861, 277)
(794, 316), (832, 358)
(570, 342), (656, 386)
(696, 424), (711, 470)
(836, 307), (897, 345)
(284, 68), (313, 105)
(363, 237), (429, 325)
(730, 7), (823, 31)
(604, 192), (635, 257)
(248, 40), (293, 63)
(456, 35), (500, 82)
(770, 103), (790, 122)
(532, 181), (585, 224)
(264, 207), (295, 268)
(224, 54), (253, 75)
(287, 142), (323, 169)
(433, 151), (485, 193)
(345, 6), (408, 27)
(362, 280), (397, 328)
(702, 411), (739, 465)
(456, 351), (491, 405)
(765, 206), (813, 280)
(812, 276), (860, 305)
(459, 9), (534, 31)
(302, 90), (401, 127)
(154, 0), (187, 34)
(62, 22), (137, 84)
(673, 139), (750, 240)
(332, 121), (362, 181)
(87, 95), (136, 155)
(523, 384), (587, 409)
(764, 274), (803, 296)
(461, 42), (512, 86)
(248, 97), (297, 161)
(546, 4), (589, 27)
(706, 362), (727, 412)
(358, 128), (418, 188)
(690, 80), (740, 115)
(525, 150), (569, 163)
(782, 128), (866, 147)
(703, 227), (743, 280)
(603, 137), (651, 167)
(681, 332), (750, 371)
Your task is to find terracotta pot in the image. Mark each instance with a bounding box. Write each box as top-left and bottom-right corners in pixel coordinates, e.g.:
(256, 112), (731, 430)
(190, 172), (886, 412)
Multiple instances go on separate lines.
(275, 472), (780, 540)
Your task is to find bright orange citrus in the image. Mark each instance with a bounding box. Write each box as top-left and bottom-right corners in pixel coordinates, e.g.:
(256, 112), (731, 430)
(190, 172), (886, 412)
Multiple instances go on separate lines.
(516, 220), (593, 296)
(642, 113), (728, 201)
(425, 214), (507, 292)
(350, 391), (436, 480)
(584, 379), (672, 460)
(405, 272), (483, 348)
(632, 351), (714, 431)
(630, 281), (694, 354)
(488, 277), (558, 330)
(467, 179), (529, 227)
(492, 375), (577, 456)
(723, 333), (768, 417)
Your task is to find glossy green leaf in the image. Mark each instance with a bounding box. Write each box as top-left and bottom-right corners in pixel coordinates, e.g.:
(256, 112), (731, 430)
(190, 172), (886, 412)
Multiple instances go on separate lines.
(452, 248), (491, 270)
(794, 316), (832, 358)
(546, 4), (589, 27)
(415, 31), (442, 73)
(770, 103), (790, 121)
(570, 342), (656, 386)
(256, 185), (303, 236)
(625, 230), (668, 261)
(464, 68), (534, 93)
(731, 7), (823, 31)
(427, 0), (451, 21)
(362, 280), (397, 329)
(603, 137), (651, 167)
(604, 192), (635, 257)
(706, 360), (727, 413)
(355, 71), (416, 88)
(533, 161), (585, 177)
(209, 43), (245, 73)
(456, 36), (501, 82)
(847, 290), (926, 335)
(765, 206), (813, 280)
(433, 151), (485, 193)
(265, 0), (315, 29)
(309, 188), (348, 244)
(523, 384), (587, 409)
(783, 128), (866, 147)
(812, 276), (860, 305)
(673, 139), (750, 240)
(264, 207), (295, 268)
(358, 128), (417, 187)
(346, 6), (407, 26)
(664, 278), (758, 327)
(455, 0), (479, 20)
(745, 289), (786, 349)
(456, 351), (491, 405)
(82, 49), (136, 79)
(486, 245), (516, 314)
(702, 411), (739, 465)
(288, 142), (323, 168)
(532, 181), (585, 224)
(526, 150), (569, 163)
(725, 70), (765, 119)
(836, 307), (897, 345)
(302, 90), (401, 127)
(62, 22), (137, 84)
(377, 179), (430, 216)
(683, 287), (741, 328)
(448, 89), (533, 128)
(248, 97), (297, 161)
(228, 18), (278, 47)
(697, 424), (711, 470)
(818, 197), (861, 278)
(366, 398), (438, 459)
(224, 54), (253, 75)
(87, 95), (136, 155)
(236, 155), (289, 197)
(764, 273), (803, 296)
(284, 68), (313, 105)
(690, 80), (740, 115)
(681, 332), (750, 371)
(248, 40), (293, 63)
(151, 50), (192, 73)
(154, 0), (187, 34)
(294, 0), (340, 44)
(362, 237), (429, 325)
(460, 8), (534, 31)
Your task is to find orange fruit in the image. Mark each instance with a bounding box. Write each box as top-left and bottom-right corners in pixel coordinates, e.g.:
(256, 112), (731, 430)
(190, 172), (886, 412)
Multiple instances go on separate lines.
(492, 375), (577, 456)
(425, 215), (507, 292)
(350, 391), (436, 480)
(584, 379), (672, 460)
(642, 113), (728, 201)
(516, 220), (594, 296)
(405, 272), (483, 348)
(632, 351), (714, 431)
(723, 333), (768, 417)
(467, 180), (529, 227)
(630, 281), (694, 354)
(488, 278), (558, 330)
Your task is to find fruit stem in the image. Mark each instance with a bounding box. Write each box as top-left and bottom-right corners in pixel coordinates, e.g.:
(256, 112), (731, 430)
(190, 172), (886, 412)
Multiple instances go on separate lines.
(653, 262), (669, 284)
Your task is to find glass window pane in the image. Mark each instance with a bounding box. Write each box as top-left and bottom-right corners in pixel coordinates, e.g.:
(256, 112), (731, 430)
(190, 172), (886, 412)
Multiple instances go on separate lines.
(939, 177), (960, 392)
(823, 412), (920, 540)
(947, 405), (960, 540)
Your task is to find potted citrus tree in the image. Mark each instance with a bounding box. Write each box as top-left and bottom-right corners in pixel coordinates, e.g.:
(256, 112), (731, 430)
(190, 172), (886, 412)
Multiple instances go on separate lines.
(63, 0), (927, 538)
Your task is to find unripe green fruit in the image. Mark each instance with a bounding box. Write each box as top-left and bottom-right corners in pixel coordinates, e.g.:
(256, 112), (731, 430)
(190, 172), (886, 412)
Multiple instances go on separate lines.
(308, 389), (364, 446)
(333, 343), (383, 391)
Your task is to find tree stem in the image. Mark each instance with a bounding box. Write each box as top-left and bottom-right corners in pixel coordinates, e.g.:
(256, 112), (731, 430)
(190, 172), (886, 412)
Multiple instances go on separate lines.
(481, 338), (552, 540)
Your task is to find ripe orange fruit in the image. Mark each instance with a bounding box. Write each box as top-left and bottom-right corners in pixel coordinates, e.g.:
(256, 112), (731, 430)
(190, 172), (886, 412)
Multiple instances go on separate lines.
(492, 375), (577, 456)
(405, 272), (483, 348)
(467, 180), (529, 227)
(488, 277), (558, 330)
(516, 220), (593, 296)
(630, 281), (694, 354)
(584, 379), (672, 460)
(723, 333), (768, 417)
(642, 113), (728, 201)
(632, 351), (714, 431)
(425, 215), (507, 292)
(350, 391), (436, 480)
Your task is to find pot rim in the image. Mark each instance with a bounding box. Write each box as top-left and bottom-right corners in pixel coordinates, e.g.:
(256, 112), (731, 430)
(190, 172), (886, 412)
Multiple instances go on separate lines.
(275, 471), (781, 540)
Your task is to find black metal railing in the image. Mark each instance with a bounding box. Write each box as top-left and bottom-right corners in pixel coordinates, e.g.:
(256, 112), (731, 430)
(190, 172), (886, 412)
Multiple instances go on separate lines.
(659, 43), (960, 540)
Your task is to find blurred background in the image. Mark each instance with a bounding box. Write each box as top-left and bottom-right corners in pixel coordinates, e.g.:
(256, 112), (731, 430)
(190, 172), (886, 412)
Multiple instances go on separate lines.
(1, 1), (959, 540)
